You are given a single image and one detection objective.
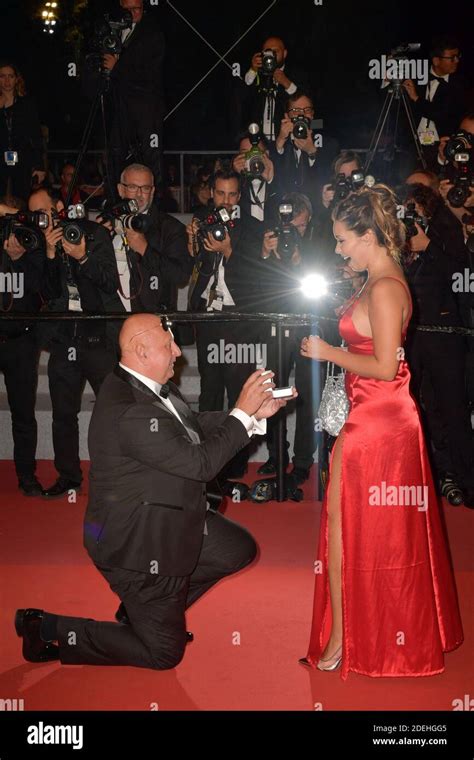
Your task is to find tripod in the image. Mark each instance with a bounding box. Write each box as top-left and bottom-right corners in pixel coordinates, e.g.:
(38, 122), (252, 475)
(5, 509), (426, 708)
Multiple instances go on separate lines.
(364, 79), (427, 181)
(65, 72), (114, 210)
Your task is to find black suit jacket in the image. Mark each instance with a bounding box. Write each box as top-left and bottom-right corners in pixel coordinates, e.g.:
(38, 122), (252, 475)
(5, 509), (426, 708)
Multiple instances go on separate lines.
(83, 367), (249, 575)
(122, 205), (193, 312)
(242, 63), (310, 139)
(111, 11), (165, 116)
(411, 74), (467, 138)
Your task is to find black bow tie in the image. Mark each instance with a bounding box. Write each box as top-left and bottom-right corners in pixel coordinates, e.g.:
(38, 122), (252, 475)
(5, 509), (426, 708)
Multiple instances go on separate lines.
(159, 383), (170, 399)
(429, 74), (446, 83)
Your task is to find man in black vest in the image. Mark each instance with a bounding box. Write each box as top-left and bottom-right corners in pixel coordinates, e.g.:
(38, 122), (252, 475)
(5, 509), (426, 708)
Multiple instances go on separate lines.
(14, 313), (296, 668)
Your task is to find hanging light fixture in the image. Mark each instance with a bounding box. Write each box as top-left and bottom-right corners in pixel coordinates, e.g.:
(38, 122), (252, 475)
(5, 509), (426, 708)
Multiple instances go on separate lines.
(40, 1), (59, 34)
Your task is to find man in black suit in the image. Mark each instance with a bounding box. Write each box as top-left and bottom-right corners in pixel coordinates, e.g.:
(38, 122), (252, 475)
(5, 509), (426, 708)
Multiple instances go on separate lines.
(28, 188), (122, 499)
(402, 35), (466, 171)
(15, 313), (295, 668)
(102, 0), (165, 189)
(105, 162), (193, 314)
(242, 37), (309, 143)
(232, 130), (278, 224)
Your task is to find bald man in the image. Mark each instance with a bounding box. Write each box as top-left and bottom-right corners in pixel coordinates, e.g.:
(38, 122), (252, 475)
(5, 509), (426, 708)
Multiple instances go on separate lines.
(16, 313), (296, 669)
(243, 36), (309, 142)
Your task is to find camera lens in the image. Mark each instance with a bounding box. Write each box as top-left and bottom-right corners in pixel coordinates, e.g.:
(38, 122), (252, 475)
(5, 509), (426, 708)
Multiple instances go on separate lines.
(63, 223), (83, 244)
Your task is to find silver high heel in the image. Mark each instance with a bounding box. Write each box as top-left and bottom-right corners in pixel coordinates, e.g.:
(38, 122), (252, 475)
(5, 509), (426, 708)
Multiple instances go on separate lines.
(316, 645), (342, 671)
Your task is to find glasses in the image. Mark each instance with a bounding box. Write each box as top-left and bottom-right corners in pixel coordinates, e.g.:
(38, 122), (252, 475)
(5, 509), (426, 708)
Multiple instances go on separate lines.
(120, 182), (154, 194)
(439, 53), (461, 61)
(126, 317), (171, 346)
(288, 107), (314, 115)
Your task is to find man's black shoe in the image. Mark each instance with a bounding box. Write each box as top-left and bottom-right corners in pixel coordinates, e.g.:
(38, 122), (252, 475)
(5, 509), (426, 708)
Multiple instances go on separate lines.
(440, 476), (464, 506)
(18, 477), (44, 497)
(115, 603), (194, 642)
(15, 609), (60, 662)
(257, 457), (276, 475)
(290, 466), (311, 484)
(462, 488), (474, 509)
(42, 477), (82, 499)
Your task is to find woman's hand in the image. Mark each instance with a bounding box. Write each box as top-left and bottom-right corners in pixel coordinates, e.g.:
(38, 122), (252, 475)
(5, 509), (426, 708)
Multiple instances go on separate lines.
(300, 335), (331, 362)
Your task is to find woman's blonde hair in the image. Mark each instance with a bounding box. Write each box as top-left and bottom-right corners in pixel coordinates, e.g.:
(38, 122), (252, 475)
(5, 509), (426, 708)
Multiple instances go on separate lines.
(332, 183), (405, 264)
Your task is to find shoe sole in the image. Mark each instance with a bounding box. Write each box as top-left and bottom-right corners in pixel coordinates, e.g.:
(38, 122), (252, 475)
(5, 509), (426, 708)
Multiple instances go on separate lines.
(41, 486), (82, 500)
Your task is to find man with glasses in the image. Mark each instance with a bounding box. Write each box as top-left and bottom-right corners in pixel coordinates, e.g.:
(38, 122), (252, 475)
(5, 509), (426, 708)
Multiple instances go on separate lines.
(402, 36), (467, 171)
(272, 90), (330, 211)
(105, 163), (193, 317)
(15, 313), (296, 669)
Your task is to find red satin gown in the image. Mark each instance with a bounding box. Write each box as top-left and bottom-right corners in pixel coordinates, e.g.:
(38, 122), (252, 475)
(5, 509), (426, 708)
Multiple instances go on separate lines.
(304, 277), (464, 678)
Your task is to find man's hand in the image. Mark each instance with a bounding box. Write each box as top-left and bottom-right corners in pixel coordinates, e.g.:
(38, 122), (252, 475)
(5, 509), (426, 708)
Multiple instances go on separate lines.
(203, 230), (232, 259)
(0, 203), (18, 217)
(254, 388), (298, 420)
(276, 115), (293, 151)
(3, 234), (26, 261)
(438, 135), (449, 164)
(96, 214), (114, 234)
(409, 223), (430, 252)
(232, 152), (246, 174)
(262, 230), (280, 259)
(261, 152), (274, 182)
(251, 52), (262, 72)
(235, 369), (276, 416)
(44, 226), (63, 259)
(273, 68), (291, 90)
(31, 169), (46, 185)
(402, 79), (418, 102)
(294, 133), (316, 156)
(125, 229), (147, 256)
(186, 217), (200, 256)
(62, 236), (86, 260)
(103, 53), (118, 72)
(322, 183), (335, 209)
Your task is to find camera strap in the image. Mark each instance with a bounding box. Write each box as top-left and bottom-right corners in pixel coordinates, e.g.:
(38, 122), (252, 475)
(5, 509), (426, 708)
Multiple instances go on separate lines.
(249, 179), (266, 209)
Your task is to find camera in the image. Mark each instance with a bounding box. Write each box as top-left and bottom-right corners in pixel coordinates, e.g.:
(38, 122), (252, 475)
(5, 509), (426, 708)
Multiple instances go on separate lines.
(444, 130), (473, 163)
(330, 170), (374, 203)
(52, 204), (87, 244)
(272, 203), (299, 261)
(94, 10), (133, 56)
(291, 115), (311, 140)
(261, 48), (278, 76)
(390, 42), (421, 59)
(198, 207), (235, 243)
(0, 211), (48, 251)
(447, 161), (473, 208)
(243, 123), (266, 178)
(401, 202), (428, 238)
(100, 198), (150, 232)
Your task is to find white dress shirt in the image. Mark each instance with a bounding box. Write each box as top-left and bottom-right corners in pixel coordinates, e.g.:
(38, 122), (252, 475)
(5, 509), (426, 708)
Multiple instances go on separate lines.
(244, 64), (297, 142)
(118, 363), (266, 438)
(417, 67), (449, 142)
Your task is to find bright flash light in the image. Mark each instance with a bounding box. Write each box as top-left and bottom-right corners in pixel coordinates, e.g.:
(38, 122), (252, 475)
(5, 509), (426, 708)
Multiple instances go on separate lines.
(301, 273), (328, 299)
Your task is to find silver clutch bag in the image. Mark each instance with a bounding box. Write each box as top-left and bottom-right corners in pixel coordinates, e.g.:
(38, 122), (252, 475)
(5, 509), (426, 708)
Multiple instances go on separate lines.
(318, 351), (349, 437)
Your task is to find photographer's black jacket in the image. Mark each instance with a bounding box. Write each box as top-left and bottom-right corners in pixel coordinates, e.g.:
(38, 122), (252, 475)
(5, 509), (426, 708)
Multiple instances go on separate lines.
(411, 74), (467, 138)
(38, 219), (121, 346)
(0, 249), (61, 338)
(189, 211), (262, 312)
(242, 63), (309, 141)
(121, 205), (193, 313)
(0, 96), (44, 172)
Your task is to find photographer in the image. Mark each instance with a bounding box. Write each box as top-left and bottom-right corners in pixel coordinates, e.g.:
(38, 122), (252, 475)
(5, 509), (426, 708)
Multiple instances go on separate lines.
(402, 36), (467, 171)
(99, 0), (165, 190)
(232, 127), (277, 223)
(256, 193), (324, 483)
(101, 163), (193, 314)
(243, 37), (308, 142)
(186, 169), (262, 478)
(28, 187), (122, 498)
(272, 90), (334, 211)
(0, 202), (61, 496)
(400, 183), (474, 508)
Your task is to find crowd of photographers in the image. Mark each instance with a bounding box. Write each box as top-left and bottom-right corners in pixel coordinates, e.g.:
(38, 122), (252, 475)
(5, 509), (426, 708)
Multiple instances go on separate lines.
(0, 24), (473, 506)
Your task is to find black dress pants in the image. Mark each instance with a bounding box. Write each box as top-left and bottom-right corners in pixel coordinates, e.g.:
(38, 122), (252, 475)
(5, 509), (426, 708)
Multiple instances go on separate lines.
(0, 331), (39, 480)
(57, 510), (257, 669)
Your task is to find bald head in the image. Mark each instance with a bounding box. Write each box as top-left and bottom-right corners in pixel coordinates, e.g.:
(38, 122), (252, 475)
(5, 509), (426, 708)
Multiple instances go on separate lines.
(119, 314), (181, 384)
(263, 37), (287, 66)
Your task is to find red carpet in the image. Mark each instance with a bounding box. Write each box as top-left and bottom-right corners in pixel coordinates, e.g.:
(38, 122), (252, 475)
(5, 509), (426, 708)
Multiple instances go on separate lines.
(1, 460), (472, 711)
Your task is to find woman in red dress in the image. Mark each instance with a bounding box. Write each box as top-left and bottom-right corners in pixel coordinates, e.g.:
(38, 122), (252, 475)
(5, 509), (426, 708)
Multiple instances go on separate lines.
(299, 185), (463, 678)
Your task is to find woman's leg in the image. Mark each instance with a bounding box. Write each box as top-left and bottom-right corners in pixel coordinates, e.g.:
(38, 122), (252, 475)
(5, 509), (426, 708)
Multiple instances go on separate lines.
(321, 431), (344, 659)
